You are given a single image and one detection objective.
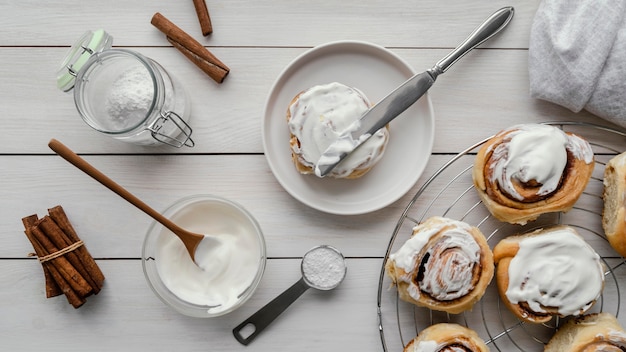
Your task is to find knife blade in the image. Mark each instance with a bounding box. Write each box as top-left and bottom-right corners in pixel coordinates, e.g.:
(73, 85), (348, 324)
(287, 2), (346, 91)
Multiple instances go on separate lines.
(314, 70), (436, 177)
(315, 6), (514, 177)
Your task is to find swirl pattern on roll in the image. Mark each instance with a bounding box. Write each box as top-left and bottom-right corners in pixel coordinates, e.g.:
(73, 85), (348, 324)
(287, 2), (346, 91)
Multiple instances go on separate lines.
(385, 216), (494, 314)
(403, 323), (489, 352)
(472, 124), (594, 225)
(493, 226), (605, 324)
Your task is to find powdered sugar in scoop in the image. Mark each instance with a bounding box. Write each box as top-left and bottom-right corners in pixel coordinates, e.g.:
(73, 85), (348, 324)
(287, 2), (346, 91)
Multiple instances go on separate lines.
(301, 246), (346, 289)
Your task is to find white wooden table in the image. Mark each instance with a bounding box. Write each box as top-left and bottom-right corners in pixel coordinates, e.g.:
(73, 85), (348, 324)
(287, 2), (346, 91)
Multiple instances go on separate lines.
(1, 1), (624, 351)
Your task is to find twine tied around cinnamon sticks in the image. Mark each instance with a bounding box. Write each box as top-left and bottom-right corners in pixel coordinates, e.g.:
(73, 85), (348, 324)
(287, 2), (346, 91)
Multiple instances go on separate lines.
(23, 206), (105, 308)
(31, 240), (84, 263)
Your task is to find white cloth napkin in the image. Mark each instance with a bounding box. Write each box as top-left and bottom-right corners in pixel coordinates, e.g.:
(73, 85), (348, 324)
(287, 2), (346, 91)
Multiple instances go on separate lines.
(529, 0), (626, 129)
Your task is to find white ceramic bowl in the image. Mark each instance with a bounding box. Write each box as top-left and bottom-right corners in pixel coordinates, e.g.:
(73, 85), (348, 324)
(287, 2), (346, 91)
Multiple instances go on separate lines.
(142, 195), (266, 317)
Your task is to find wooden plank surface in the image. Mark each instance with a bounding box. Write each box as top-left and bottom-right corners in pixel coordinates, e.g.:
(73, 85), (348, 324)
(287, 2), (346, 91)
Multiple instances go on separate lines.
(0, 47), (607, 154)
(1, 0), (625, 351)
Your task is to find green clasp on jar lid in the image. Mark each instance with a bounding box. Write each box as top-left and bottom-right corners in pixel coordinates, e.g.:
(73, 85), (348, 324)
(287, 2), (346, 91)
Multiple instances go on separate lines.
(56, 29), (113, 92)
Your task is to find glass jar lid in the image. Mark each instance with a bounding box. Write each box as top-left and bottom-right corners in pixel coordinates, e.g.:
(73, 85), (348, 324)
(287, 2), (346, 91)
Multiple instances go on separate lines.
(56, 29), (113, 92)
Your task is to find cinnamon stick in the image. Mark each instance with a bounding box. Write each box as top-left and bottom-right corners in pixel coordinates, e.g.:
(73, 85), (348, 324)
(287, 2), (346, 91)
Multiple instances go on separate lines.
(23, 221), (87, 308)
(48, 206), (105, 291)
(22, 215), (62, 298)
(22, 206), (105, 308)
(44, 262), (86, 308)
(48, 266), (87, 308)
(37, 215), (101, 294)
(166, 37), (229, 83)
(29, 224), (93, 298)
(25, 230), (86, 308)
(151, 12), (229, 83)
(192, 0), (213, 36)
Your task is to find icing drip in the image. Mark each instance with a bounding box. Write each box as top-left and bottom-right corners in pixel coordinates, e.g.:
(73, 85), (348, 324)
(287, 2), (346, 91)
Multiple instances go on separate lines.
(287, 82), (388, 178)
(505, 227), (604, 317)
(489, 124), (593, 201)
(389, 217), (481, 302)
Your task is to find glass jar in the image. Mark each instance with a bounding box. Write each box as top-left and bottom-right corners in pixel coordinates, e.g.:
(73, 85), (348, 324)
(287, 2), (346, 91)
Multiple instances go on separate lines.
(57, 30), (194, 147)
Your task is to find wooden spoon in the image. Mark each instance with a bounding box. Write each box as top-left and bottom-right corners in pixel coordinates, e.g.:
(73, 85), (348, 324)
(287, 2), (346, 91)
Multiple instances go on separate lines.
(48, 139), (205, 262)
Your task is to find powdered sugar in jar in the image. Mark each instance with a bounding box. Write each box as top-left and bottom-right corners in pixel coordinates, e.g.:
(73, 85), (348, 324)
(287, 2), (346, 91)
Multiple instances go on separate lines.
(57, 30), (194, 147)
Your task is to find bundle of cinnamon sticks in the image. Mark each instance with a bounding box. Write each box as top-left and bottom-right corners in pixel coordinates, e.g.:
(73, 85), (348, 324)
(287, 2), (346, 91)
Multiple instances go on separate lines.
(22, 206), (104, 308)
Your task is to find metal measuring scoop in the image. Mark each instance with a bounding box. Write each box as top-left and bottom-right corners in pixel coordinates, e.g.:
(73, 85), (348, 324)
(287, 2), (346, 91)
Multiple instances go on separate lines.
(233, 245), (347, 345)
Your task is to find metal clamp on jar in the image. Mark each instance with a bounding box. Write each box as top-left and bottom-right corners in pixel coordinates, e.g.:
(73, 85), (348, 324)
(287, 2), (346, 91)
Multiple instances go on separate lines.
(57, 29), (194, 148)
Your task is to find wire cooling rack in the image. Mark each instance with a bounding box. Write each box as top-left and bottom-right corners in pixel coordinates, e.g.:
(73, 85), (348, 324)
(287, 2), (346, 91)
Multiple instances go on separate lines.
(377, 122), (626, 352)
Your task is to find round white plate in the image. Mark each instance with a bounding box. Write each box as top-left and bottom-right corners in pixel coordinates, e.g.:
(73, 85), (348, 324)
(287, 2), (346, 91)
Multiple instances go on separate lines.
(262, 41), (435, 215)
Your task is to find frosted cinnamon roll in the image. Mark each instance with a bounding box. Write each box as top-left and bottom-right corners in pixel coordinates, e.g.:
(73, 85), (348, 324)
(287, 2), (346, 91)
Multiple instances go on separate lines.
(603, 151), (626, 258)
(385, 216), (494, 314)
(545, 313), (626, 352)
(404, 323), (489, 352)
(493, 226), (605, 324)
(472, 124), (594, 225)
(286, 82), (388, 179)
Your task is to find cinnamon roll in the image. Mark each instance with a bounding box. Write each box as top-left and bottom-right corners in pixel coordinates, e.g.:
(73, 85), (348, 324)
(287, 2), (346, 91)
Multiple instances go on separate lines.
(404, 323), (489, 352)
(493, 226), (605, 324)
(385, 216), (494, 314)
(545, 313), (626, 352)
(286, 82), (389, 179)
(603, 151), (626, 257)
(472, 124), (594, 225)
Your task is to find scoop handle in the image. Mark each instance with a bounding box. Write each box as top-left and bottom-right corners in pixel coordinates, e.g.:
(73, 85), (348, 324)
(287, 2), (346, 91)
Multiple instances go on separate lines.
(233, 277), (310, 345)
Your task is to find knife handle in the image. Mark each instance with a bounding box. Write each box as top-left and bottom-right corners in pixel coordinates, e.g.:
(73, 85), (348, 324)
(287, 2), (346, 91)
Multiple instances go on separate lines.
(435, 6), (514, 74)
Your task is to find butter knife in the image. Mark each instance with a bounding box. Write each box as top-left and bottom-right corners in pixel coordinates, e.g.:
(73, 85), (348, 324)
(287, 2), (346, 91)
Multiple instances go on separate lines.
(315, 6), (514, 177)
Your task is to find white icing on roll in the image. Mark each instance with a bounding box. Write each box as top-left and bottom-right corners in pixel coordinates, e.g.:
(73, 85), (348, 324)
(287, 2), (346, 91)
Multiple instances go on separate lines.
(489, 124), (594, 201)
(608, 330), (626, 346)
(287, 82), (388, 178)
(412, 340), (440, 352)
(389, 217), (481, 302)
(505, 227), (604, 317)
(412, 341), (466, 352)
